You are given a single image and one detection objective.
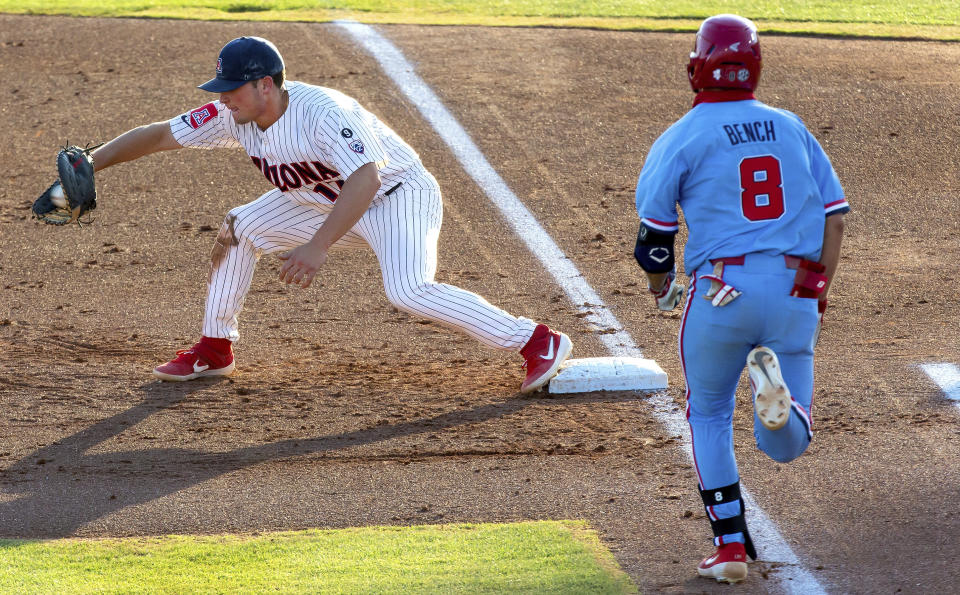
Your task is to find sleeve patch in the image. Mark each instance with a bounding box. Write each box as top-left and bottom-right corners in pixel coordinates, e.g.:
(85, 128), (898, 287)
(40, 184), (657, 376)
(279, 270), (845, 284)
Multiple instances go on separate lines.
(349, 140), (365, 154)
(186, 103), (219, 130)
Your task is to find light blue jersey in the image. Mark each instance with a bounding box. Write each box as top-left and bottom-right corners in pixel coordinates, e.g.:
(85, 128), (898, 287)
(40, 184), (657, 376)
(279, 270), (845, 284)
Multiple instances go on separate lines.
(636, 99), (848, 276)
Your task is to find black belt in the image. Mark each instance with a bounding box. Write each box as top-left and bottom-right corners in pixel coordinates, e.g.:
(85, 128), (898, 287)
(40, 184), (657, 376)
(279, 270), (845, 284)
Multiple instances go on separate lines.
(384, 182), (403, 196)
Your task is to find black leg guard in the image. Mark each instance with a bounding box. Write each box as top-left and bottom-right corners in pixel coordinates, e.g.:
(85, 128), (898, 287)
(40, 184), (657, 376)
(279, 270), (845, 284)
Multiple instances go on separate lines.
(699, 481), (757, 561)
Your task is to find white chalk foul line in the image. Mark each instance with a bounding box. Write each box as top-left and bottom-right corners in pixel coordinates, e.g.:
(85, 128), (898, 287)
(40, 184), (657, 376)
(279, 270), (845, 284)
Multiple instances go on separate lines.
(920, 362), (960, 405)
(335, 21), (825, 594)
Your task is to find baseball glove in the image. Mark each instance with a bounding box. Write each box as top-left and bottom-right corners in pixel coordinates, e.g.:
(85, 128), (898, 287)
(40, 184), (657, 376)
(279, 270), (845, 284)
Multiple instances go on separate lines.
(32, 144), (100, 226)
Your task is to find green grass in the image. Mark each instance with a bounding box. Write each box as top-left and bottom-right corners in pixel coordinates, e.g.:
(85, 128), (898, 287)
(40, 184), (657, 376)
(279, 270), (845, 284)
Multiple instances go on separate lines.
(2, 0), (960, 39)
(0, 521), (636, 594)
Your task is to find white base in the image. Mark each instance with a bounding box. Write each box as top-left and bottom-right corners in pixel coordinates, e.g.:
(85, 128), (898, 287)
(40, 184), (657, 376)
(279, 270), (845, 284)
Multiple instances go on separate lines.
(547, 357), (668, 393)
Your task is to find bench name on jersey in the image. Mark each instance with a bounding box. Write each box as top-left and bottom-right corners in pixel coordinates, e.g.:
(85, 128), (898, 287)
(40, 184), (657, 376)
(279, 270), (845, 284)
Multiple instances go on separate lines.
(723, 120), (776, 146)
(250, 156), (344, 201)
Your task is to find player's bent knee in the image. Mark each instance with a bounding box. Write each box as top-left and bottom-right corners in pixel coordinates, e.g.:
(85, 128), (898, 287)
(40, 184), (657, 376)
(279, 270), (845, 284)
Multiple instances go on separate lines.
(219, 206), (270, 247)
(760, 437), (810, 463)
(384, 282), (437, 311)
(768, 449), (803, 464)
(210, 212), (243, 275)
(386, 296), (431, 317)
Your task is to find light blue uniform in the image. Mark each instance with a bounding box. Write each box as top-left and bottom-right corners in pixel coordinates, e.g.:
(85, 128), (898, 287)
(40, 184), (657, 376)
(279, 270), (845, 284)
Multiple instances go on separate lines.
(635, 96), (849, 548)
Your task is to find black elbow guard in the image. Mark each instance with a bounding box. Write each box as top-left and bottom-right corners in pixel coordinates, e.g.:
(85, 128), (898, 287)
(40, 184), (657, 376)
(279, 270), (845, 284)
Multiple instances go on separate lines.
(634, 223), (676, 273)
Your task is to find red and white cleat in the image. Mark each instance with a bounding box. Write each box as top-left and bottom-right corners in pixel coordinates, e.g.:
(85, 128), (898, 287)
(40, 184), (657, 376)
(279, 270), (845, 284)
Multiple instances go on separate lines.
(697, 542), (749, 584)
(519, 324), (572, 394)
(153, 339), (235, 381)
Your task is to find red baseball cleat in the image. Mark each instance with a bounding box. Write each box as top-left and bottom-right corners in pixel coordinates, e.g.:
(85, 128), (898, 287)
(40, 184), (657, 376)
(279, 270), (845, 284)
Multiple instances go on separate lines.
(519, 324), (572, 394)
(153, 339), (235, 381)
(697, 541), (749, 584)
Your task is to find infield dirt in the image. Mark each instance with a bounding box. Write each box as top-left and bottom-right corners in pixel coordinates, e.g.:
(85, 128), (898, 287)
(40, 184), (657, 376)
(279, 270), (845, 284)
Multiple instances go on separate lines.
(1, 15), (958, 593)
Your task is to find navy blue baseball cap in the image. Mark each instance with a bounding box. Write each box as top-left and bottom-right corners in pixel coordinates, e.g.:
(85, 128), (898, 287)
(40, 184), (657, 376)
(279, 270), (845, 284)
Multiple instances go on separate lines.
(199, 36), (285, 93)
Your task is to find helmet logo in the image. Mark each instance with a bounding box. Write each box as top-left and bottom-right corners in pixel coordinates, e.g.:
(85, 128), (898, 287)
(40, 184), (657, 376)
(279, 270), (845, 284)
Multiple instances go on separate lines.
(216, 57), (223, 74)
(730, 42), (740, 51)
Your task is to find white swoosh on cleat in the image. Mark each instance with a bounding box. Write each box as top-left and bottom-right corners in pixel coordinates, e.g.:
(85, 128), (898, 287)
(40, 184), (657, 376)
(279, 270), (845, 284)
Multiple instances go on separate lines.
(539, 338), (556, 360)
(193, 361), (210, 374)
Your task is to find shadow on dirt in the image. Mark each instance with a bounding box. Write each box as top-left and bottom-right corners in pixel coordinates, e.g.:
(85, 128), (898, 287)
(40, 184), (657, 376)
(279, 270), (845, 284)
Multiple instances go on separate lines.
(0, 379), (647, 539)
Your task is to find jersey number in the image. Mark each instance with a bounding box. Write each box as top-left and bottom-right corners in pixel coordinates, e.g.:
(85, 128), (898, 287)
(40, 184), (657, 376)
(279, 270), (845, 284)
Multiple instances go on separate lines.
(739, 155), (784, 221)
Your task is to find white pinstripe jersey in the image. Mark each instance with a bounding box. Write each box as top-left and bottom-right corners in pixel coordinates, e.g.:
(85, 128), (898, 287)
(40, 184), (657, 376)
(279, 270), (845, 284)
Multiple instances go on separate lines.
(169, 81), (424, 206)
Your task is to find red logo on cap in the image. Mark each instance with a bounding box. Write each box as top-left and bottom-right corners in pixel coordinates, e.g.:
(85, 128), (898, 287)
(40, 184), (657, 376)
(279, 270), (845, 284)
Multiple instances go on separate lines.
(216, 57), (222, 74)
(188, 103), (219, 129)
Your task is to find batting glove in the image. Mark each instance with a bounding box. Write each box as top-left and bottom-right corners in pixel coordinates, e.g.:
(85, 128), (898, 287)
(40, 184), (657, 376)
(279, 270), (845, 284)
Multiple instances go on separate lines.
(649, 271), (685, 311)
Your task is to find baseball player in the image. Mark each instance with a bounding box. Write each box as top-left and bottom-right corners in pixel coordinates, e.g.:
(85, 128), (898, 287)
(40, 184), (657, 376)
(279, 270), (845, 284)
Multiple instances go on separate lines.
(632, 15), (848, 583)
(84, 36), (572, 393)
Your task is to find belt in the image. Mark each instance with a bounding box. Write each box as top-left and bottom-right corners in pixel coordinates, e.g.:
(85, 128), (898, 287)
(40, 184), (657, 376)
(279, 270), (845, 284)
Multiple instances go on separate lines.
(709, 255), (806, 270)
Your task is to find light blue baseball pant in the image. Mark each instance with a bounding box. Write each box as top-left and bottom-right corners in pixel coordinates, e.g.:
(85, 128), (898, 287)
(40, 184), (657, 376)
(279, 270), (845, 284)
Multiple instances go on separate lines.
(678, 252), (819, 547)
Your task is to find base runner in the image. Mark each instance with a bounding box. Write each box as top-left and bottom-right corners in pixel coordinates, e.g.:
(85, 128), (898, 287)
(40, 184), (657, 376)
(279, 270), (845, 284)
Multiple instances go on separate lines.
(632, 15), (848, 583)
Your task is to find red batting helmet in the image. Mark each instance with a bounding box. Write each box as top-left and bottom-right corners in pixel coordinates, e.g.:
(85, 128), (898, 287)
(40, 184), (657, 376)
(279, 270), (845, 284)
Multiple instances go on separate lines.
(687, 14), (762, 93)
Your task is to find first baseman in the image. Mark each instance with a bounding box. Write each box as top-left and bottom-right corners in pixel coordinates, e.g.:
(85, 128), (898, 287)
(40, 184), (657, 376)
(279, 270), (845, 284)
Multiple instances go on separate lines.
(632, 15), (848, 583)
(83, 36), (572, 393)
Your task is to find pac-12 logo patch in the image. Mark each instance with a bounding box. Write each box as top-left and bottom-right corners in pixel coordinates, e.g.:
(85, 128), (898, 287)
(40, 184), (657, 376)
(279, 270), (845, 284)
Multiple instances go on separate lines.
(349, 140), (365, 154)
(340, 128), (354, 138)
(187, 103), (219, 129)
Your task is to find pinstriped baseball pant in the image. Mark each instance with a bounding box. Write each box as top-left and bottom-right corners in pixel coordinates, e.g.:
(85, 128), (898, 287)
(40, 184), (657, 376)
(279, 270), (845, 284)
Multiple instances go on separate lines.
(203, 172), (537, 350)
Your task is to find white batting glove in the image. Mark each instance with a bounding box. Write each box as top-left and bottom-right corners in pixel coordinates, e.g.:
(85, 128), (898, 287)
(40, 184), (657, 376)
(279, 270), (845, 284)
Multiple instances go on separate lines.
(649, 271), (685, 311)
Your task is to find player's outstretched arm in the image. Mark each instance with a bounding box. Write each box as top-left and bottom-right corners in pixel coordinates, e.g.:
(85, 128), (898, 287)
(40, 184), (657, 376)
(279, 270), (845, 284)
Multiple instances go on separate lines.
(90, 121), (182, 172)
(33, 122), (178, 226)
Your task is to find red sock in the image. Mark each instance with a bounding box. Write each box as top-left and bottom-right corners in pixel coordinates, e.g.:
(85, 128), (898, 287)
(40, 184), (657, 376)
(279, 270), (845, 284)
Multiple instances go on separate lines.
(199, 336), (232, 354)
